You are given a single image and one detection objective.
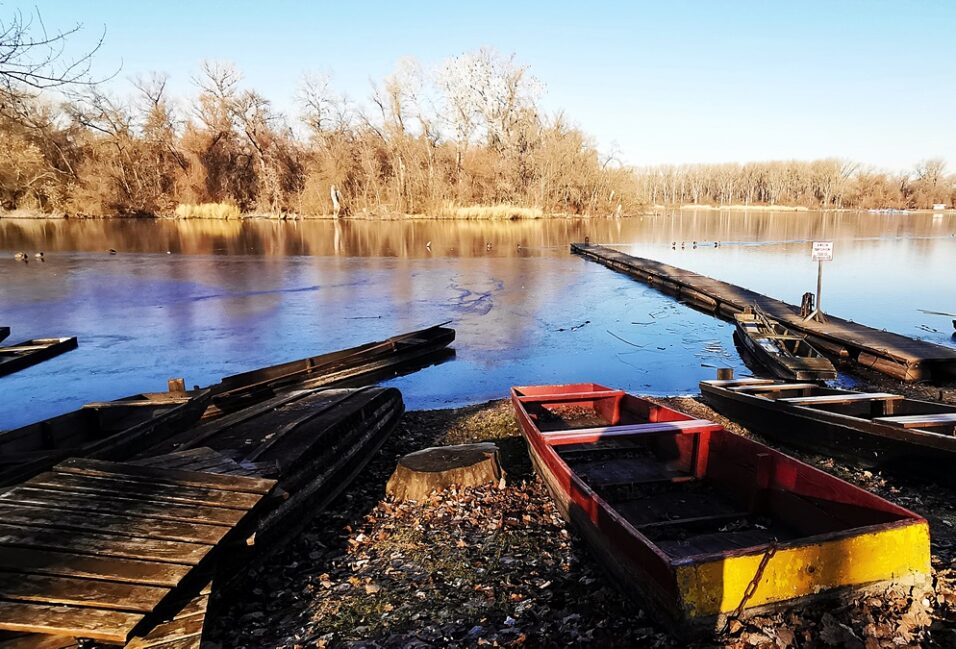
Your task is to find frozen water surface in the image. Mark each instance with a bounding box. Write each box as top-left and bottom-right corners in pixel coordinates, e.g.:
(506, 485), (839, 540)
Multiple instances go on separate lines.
(1, 211), (953, 428)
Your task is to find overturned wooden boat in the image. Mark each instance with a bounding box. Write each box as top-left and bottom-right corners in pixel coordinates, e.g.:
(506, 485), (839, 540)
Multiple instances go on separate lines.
(0, 458), (276, 645)
(0, 388), (210, 488)
(699, 378), (956, 482)
(0, 386), (405, 648)
(512, 383), (929, 631)
(734, 309), (836, 381)
(205, 323), (454, 415)
(0, 337), (78, 377)
(136, 386), (404, 548)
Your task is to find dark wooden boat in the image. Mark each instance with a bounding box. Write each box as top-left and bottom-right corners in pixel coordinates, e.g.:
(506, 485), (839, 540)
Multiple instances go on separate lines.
(734, 309), (836, 381)
(0, 386), (407, 649)
(699, 378), (956, 482)
(204, 323), (454, 415)
(0, 328), (8, 343)
(135, 386), (404, 548)
(0, 337), (78, 377)
(512, 383), (929, 631)
(0, 389), (210, 487)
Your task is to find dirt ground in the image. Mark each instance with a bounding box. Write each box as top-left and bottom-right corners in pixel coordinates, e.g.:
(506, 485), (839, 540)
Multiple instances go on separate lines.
(204, 389), (956, 649)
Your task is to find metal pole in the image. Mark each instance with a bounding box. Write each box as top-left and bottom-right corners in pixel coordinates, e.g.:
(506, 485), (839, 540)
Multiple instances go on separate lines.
(816, 260), (823, 320)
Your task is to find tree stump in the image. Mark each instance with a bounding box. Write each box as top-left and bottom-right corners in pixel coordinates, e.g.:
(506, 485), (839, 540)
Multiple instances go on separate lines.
(386, 442), (504, 501)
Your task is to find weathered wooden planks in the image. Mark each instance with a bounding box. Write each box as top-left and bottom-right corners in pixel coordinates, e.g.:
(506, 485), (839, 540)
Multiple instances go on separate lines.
(0, 459), (275, 644)
(874, 413), (956, 428)
(779, 393), (903, 406)
(0, 524), (208, 565)
(571, 243), (956, 382)
(23, 471), (262, 510)
(55, 458), (274, 494)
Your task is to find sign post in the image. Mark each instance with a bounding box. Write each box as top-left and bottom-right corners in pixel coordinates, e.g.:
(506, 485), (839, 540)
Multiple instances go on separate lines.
(805, 241), (832, 322)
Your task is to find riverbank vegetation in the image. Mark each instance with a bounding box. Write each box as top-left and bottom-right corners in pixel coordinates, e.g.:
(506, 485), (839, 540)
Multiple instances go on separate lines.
(0, 46), (638, 219)
(635, 158), (955, 211)
(0, 13), (953, 219)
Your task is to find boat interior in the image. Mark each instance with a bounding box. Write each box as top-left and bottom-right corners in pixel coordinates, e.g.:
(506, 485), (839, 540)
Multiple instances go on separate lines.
(0, 394), (191, 456)
(736, 314), (820, 358)
(711, 380), (956, 433)
(514, 384), (919, 560)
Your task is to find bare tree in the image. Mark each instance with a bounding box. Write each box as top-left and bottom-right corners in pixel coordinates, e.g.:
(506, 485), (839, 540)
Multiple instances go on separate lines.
(0, 7), (109, 112)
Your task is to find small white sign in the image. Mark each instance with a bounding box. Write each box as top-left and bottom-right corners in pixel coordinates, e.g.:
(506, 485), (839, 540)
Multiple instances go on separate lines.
(811, 241), (833, 262)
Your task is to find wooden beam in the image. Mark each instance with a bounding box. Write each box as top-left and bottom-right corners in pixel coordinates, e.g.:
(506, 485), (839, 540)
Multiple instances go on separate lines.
(55, 458), (275, 495)
(778, 393), (903, 406)
(0, 601), (141, 644)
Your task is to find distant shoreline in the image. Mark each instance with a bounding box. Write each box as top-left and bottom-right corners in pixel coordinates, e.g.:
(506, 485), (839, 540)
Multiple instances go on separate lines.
(1, 206), (952, 221)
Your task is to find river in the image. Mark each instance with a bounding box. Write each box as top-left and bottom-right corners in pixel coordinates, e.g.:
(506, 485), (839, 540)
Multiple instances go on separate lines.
(1, 211), (954, 429)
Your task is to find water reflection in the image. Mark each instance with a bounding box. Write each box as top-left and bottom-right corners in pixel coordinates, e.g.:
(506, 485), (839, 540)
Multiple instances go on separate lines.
(0, 211), (953, 429)
(1, 211), (953, 258)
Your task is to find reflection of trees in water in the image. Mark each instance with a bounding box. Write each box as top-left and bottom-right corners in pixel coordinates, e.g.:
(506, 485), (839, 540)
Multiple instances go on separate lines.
(0, 212), (954, 258)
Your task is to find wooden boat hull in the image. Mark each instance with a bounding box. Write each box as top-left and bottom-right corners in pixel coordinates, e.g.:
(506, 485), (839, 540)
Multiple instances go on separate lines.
(512, 383), (929, 632)
(734, 315), (836, 381)
(0, 391), (211, 487)
(136, 386), (404, 551)
(0, 337), (78, 377)
(207, 324), (454, 414)
(699, 380), (956, 483)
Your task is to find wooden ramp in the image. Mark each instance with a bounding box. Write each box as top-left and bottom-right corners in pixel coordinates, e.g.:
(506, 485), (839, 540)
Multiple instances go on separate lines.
(0, 459), (275, 645)
(571, 243), (956, 382)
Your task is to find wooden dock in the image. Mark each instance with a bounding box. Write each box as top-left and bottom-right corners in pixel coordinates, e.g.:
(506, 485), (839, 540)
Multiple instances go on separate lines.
(571, 243), (956, 383)
(0, 458), (275, 646)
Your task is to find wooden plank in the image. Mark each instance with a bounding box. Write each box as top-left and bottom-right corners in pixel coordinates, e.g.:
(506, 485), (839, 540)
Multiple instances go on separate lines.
(0, 633), (76, 649)
(125, 588), (210, 649)
(0, 504), (228, 545)
(0, 572), (168, 613)
(0, 487), (244, 527)
(0, 524), (207, 565)
(542, 420), (721, 446)
(125, 612), (205, 649)
(83, 399), (188, 409)
(728, 383), (819, 393)
(873, 413), (956, 428)
(0, 601), (141, 644)
(0, 546), (190, 587)
(779, 393), (903, 405)
(133, 448), (229, 468)
(516, 390), (624, 402)
(25, 472), (262, 510)
(700, 378), (776, 387)
(55, 458), (275, 495)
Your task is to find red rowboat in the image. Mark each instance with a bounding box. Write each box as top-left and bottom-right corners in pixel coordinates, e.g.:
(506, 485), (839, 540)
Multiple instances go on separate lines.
(511, 383), (930, 632)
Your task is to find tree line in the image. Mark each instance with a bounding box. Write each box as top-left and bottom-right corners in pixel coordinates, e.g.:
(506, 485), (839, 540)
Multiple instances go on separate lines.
(634, 158), (954, 210)
(0, 11), (952, 218)
(1, 44), (638, 218)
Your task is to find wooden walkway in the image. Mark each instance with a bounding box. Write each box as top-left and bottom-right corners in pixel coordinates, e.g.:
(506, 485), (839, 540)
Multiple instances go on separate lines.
(571, 243), (956, 382)
(0, 458), (275, 645)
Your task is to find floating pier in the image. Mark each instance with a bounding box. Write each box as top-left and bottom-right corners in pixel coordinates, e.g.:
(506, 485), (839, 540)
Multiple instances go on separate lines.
(571, 243), (956, 383)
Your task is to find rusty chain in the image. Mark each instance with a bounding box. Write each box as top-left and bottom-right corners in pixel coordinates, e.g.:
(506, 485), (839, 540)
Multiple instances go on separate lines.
(719, 540), (778, 635)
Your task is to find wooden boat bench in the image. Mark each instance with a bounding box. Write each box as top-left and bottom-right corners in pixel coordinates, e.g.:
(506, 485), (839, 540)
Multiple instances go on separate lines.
(779, 392), (904, 416)
(541, 419), (722, 446)
(728, 383), (819, 396)
(701, 378), (776, 388)
(873, 413), (956, 430)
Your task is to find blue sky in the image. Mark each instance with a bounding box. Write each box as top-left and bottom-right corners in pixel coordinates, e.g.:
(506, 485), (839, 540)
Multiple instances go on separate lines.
(25, 1), (956, 170)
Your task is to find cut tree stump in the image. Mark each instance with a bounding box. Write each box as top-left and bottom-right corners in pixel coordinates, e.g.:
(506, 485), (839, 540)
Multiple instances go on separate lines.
(386, 443), (504, 501)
